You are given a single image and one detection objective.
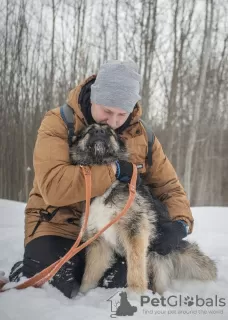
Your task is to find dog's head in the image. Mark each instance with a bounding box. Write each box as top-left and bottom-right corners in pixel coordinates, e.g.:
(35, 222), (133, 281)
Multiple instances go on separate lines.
(69, 123), (129, 165)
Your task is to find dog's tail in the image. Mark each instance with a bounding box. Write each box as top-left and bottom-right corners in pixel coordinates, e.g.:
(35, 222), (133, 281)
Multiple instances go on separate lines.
(148, 242), (217, 295)
(172, 242), (217, 280)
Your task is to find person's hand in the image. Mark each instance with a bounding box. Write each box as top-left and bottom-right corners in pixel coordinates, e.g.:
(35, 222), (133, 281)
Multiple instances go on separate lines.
(149, 220), (189, 255)
(115, 160), (133, 183)
(114, 160), (142, 186)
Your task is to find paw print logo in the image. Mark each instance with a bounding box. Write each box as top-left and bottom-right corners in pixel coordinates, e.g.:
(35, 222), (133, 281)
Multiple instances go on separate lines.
(184, 296), (194, 307)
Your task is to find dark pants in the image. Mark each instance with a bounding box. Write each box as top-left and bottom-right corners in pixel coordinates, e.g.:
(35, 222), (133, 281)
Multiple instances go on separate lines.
(9, 235), (127, 298)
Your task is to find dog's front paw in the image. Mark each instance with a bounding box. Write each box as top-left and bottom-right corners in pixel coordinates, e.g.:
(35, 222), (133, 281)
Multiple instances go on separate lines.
(79, 282), (97, 294)
(151, 281), (166, 296)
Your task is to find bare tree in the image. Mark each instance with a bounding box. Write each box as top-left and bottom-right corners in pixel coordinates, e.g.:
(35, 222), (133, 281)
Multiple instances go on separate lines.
(184, 0), (214, 201)
(115, 0), (119, 59)
(0, 0), (227, 207)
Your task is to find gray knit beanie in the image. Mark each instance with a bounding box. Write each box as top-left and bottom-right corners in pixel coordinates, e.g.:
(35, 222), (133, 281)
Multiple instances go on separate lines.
(90, 59), (141, 113)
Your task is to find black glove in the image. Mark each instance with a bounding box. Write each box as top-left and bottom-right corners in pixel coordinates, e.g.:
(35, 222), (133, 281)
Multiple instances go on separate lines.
(115, 160), (141, 185)
(150, 220), (189, 255)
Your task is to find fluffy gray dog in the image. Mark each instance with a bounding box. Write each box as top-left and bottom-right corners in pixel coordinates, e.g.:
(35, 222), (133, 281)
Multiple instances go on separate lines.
(69, 123), (217, 295)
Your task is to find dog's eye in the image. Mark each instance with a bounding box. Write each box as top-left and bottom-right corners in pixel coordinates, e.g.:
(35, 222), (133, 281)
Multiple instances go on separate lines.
(84, 127), (94, 135)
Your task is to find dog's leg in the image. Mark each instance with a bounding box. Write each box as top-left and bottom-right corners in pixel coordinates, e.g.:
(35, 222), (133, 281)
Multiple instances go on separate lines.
(119, 222), (150, 294)
(79, 239), (114, 294)
(147, 252), (174, 295)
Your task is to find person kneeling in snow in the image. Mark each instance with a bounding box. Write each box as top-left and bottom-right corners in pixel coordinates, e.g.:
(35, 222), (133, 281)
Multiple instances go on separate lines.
(9, 60), (193, 298)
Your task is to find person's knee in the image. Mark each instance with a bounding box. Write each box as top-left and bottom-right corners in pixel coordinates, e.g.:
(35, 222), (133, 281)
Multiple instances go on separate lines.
(9, 236), (86, 299)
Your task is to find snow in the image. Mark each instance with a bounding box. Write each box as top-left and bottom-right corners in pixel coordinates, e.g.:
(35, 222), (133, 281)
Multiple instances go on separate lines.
(0, 199), (228, 319)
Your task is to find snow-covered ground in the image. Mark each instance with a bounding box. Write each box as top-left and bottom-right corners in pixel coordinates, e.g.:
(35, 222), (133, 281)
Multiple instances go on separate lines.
(0, 199), (227, 320)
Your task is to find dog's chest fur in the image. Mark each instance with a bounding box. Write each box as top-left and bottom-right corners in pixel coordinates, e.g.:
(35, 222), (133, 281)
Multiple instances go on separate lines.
(81, 181), (157, 255)
(86, 195), (119, 247)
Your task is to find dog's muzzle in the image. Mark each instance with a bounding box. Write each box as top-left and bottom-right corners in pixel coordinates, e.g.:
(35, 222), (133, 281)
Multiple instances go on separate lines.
(88, 128), (109, 156)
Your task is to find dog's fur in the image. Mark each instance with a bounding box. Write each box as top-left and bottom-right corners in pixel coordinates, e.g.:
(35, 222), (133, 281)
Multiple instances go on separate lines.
(70, 123), (217, 295)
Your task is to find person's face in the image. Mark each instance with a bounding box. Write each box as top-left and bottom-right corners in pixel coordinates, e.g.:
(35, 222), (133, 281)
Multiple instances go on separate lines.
(91, 103), (130, 129)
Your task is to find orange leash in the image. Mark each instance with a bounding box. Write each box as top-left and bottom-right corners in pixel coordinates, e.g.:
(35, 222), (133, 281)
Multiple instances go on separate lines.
(0, 164), (137, 292)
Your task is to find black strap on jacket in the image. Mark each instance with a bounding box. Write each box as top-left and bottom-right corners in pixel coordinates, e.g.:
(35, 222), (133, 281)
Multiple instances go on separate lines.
(139, 119), (155, 167)
(60, 104), (76, 148)
(29, 206), (61, 237)
(29, 205), (77, 237)
(60, 104), (155, 167)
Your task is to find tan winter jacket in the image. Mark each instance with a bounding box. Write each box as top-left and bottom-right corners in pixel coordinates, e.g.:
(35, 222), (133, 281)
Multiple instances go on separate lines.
(24, 75), (194, 246)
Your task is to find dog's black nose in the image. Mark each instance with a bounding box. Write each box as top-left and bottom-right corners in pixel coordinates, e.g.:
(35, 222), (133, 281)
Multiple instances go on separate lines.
(94, 128), (105, 136)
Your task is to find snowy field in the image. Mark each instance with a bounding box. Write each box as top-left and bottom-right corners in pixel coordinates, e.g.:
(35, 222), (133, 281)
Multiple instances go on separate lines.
(0, 199), (228, 320)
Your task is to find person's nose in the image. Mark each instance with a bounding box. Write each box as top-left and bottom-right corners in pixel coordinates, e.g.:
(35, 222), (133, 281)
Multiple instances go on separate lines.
(107, 115), (117, 129)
